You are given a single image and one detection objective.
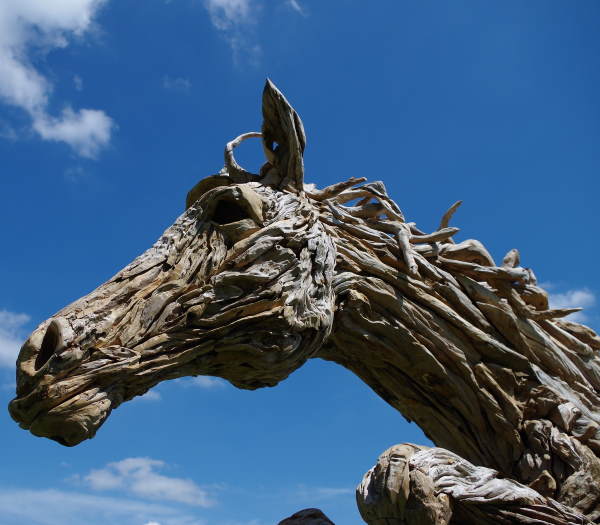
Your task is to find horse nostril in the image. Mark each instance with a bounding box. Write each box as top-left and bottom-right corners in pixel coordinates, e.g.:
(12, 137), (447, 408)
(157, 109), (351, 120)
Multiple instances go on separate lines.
(35, 321), (62, 370)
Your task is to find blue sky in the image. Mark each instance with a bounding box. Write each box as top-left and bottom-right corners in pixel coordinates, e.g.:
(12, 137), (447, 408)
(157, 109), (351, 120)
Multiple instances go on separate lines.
(1, 1), (599, 524)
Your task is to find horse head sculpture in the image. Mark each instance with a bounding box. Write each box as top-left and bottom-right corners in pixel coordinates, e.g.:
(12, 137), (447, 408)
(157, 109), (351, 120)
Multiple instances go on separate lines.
(9, 81), (337, 446)
(10, 81), (600, 524)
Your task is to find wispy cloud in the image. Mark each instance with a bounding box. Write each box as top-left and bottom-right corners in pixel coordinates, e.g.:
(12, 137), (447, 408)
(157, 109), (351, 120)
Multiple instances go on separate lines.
(178, 376), (226, 389)
(135, 389), (162, 401)
(73, 75), (84, 92)
(549, 287), (596, 322)
(203, 0), (261, 65)
(64, 165), (88, 183)
(84, 457), (215, 507)
(0, 488), (206, 525)
(0, 310), (30, 368)
(204, 0), (253, 31)
(286, 0), (305, 15)
(0, 465), (344, 525)
(163, 76), (192, 93)
(291, 484), (353, 503)
(0, 1), (115, 157)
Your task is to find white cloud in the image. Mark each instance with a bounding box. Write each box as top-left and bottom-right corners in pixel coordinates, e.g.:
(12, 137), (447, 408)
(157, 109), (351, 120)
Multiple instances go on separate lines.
(185, 376), (226, 389)
(292, 484), (353, 502)
(313, 487), (353, 497)
(0, 310), (30, 368)
(549, 288), (596, 322)
(163, 76), (192, 93)
(203, 0), (261, 65)
(33, 107), (113, 158)
(85, 458), (214, 507)
(136, 389), (162, 401)
(0, 0), (114, 157)
(286, 0), (305, 15)
(73, 74), (83, 91)
(204, 0), (252, 30)
(174, 376), (226, 389)
(0, 488), (205, 525)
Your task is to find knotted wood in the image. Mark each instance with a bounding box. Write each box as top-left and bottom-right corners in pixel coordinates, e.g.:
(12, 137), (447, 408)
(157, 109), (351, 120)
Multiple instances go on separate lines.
(9, 80), (600, 524)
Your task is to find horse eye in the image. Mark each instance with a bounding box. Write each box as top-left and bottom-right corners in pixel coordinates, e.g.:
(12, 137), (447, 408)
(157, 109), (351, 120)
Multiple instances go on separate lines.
(211, 199), (250, 225)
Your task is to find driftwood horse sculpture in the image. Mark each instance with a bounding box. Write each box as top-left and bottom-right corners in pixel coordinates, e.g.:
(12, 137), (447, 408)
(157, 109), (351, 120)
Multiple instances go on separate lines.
(9, 81), (600, 524)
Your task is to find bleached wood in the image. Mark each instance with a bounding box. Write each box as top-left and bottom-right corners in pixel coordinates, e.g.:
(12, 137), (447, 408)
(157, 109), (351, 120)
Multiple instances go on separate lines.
(305, 176), (367, 201)
(358, 445), (592, 524)
(439, 200), (462, 230)
(10, 80), (600, 524)
(503, 248), (521, 268)
(409, 227), (459, 244)
(224, 131), (263, 182)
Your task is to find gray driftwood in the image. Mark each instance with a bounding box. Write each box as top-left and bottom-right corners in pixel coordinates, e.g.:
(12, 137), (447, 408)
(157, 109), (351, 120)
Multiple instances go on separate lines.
(9, 81), (600, 524)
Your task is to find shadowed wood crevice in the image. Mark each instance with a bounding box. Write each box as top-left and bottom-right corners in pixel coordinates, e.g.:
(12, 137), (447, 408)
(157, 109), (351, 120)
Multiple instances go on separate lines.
(9, 80), (600, 524)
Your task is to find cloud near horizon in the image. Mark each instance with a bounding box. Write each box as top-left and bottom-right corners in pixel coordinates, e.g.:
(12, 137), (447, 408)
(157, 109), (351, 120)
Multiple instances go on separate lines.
(292, 484), (353, 503)
(0, 309), (30, 368)
(84, 457), (215, 507)
(0, 0), (114, 158)
(177, 376), (226, 389)
(0, 488), (205, 525)
(548, 287), (596, 323)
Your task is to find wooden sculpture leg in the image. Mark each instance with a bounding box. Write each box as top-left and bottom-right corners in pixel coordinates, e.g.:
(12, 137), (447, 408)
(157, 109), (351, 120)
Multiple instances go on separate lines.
(357, 444), (592, 525)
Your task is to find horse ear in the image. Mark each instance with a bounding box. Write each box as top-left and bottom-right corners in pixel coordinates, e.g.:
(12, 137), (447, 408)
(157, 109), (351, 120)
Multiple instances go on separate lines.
(261, 79), (306, 193)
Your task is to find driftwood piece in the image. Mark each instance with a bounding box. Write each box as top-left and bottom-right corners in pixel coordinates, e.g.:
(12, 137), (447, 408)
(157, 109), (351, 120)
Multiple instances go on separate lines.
(439, 238), (495, 266)
(261, 79), (306, 192)
(357, 444), (592, 524)
(9, 80), (600, 524)
(439, 200), (462, 230)
(409, 227), (459, 244)
(397, 223), (419, 277)
(306, 176), (367, 201)
(503, 248), (521, 268)
(224, 131), (262, 182)
(438, 256), (530, 283)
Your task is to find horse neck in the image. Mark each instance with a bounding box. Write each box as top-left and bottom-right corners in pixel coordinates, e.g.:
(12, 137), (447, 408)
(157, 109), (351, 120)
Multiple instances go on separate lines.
(316, 239), (600, 496)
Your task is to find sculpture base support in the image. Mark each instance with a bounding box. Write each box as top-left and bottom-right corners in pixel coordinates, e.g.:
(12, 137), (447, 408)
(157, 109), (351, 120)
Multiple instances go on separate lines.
(357, 444), (592, 525)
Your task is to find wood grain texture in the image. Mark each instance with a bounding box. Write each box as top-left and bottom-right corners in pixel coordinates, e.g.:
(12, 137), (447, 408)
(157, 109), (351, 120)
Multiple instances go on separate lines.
(9, 80), (600, 523)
